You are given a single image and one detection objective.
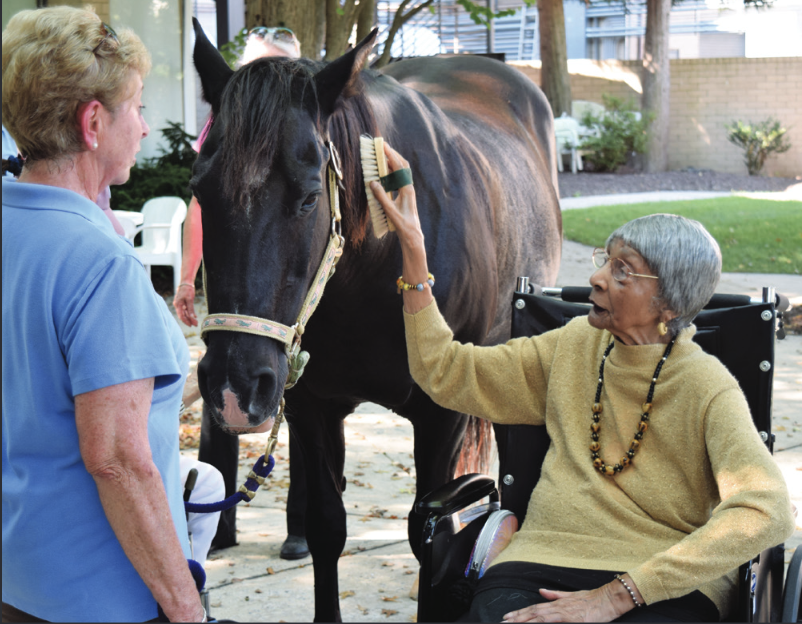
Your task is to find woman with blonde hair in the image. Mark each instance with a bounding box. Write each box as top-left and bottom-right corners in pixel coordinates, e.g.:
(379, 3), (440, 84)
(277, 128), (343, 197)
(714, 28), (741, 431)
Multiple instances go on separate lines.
(2, 7), (204, 622)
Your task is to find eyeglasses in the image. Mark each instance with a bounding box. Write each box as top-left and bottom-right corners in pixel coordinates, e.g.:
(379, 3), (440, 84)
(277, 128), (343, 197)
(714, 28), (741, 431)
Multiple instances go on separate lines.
(592, 248), (659, 282)
(248, 26), (297, 45)
(92, 22), (119, 55)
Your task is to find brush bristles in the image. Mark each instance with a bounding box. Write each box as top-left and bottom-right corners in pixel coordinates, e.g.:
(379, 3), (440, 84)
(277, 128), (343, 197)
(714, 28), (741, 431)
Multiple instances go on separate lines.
(360, 134), (395, 239)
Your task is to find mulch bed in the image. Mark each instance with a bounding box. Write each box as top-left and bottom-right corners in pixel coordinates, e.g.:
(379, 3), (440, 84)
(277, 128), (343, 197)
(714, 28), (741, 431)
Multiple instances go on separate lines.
(557, 169), (801, 199)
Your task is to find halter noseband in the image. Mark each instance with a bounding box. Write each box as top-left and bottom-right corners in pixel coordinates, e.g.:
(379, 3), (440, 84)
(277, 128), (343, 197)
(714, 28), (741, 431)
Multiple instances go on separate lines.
(200, 141), (346, 392)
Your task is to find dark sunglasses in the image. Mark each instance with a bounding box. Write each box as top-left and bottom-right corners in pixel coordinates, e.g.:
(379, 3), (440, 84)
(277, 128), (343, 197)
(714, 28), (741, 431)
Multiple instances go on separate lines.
(92, 22), (119, 55)
(248, 26), (296, 44)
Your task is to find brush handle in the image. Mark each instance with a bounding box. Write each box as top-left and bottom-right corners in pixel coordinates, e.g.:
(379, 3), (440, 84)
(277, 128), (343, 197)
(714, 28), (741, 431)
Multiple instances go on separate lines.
(375, 137), (389, 178)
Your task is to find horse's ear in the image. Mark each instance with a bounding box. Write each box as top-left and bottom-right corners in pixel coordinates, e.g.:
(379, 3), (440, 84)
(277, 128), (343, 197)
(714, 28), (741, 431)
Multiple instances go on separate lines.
(314, 28), (378, 119)
(193, 17), (234, 115)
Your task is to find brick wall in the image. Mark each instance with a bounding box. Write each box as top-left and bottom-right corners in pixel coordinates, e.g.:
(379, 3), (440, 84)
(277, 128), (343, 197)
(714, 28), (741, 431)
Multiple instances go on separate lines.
(509, 58), (802, 178)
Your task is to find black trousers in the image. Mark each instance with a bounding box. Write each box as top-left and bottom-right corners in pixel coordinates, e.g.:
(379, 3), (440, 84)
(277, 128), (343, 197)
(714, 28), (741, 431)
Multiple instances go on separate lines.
(460, 562), (720, 623)
(198, 403), (306, 548)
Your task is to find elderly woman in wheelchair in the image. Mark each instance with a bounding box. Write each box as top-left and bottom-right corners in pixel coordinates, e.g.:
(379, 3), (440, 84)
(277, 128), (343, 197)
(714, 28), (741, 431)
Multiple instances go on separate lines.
(369, 144), (795, 623)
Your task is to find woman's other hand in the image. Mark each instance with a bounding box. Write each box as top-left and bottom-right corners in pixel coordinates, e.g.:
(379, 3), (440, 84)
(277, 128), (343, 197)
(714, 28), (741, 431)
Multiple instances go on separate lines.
(501, 576), (641, 623)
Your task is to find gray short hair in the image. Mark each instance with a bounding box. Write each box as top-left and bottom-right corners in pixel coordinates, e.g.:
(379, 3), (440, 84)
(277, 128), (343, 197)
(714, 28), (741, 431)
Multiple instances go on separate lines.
(606, 214), (722, 335)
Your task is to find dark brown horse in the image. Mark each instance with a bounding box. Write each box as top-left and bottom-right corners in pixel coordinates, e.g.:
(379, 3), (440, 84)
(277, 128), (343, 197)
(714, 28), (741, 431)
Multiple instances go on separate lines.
(192, 22), (561, 621)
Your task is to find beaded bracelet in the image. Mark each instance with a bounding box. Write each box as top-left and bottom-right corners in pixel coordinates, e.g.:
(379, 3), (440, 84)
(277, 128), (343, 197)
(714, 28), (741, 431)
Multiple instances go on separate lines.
(396, 273), (435, 294)
(179, 282), (195, 289)
(614, 574), (642, 608)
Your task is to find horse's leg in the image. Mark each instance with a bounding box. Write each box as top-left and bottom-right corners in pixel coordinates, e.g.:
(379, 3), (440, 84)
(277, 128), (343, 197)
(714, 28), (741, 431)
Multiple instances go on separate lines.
(285, 390), (356, 623)
(198, 402), (239, 548)
(280, 428), (309, 559)
(398, 389), (469, 561)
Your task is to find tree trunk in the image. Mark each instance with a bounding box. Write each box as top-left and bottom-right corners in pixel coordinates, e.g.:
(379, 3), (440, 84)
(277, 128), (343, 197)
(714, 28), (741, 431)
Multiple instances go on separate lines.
(325, 0), (361, 60)
(246, 0), (325, 60)
(642, 0), (671, 172)
(538, 0), (572, 118)
(356, 0), (377, 43)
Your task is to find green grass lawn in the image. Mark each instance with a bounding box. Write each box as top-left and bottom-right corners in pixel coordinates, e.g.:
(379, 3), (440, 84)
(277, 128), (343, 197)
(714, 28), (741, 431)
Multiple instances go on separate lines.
(561, 197), (802, 275)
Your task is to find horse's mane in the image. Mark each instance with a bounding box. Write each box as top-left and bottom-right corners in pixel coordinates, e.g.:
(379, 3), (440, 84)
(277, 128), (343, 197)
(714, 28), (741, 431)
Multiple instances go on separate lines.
(218, 56), (378, 248)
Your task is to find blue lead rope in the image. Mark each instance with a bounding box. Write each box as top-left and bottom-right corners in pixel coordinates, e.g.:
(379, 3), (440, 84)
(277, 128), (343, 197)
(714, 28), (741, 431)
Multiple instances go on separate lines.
(184, 454), (275, 514)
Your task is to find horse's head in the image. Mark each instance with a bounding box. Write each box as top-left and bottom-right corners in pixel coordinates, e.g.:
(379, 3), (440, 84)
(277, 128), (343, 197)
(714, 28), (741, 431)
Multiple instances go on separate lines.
(190, 19), (377, 433)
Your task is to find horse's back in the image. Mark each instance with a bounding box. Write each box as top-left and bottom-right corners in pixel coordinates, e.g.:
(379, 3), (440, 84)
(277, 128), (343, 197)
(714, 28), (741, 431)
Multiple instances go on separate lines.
(380, 55), (558, 191)
(375, 56), (562, 344)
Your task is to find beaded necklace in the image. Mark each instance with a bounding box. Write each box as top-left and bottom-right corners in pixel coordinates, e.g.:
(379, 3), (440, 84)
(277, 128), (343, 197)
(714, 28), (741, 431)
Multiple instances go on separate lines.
(590, 337), (676, 476)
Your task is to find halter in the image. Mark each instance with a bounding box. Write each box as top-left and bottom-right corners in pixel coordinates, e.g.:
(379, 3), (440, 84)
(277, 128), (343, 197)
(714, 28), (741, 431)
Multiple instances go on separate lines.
(199, 141), (346, 438)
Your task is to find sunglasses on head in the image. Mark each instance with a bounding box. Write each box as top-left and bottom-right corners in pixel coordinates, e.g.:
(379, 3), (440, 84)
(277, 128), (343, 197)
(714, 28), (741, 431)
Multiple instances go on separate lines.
(92, 22), (119, 55)
(248, 26), (297, 44)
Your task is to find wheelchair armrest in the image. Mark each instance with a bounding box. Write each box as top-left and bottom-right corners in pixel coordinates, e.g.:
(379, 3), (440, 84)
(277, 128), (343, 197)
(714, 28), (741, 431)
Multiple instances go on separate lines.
(782, 546), (802, 623)
(416, 474), (497, 517)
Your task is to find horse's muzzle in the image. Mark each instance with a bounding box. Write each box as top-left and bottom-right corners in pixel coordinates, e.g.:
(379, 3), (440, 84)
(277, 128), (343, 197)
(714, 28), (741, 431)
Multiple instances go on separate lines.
(198, 351), (283, 430)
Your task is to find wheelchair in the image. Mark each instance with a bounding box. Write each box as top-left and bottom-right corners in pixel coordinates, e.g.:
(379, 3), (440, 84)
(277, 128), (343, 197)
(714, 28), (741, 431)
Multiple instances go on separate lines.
(415, 280), (801, 623)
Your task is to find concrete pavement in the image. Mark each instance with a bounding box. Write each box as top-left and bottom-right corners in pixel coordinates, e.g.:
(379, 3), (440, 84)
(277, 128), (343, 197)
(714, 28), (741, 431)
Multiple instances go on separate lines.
(173, 190), (801, 623)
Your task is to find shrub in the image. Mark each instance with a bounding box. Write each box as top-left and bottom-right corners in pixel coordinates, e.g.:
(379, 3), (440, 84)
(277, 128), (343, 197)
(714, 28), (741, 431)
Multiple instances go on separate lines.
(725, 118), (791, 176)
(578, 95), (652, 173)
(111, 121), (196, 213)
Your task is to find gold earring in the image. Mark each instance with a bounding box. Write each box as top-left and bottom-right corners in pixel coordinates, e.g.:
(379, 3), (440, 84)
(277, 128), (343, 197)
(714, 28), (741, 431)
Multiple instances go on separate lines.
(658, 321), (668, 336)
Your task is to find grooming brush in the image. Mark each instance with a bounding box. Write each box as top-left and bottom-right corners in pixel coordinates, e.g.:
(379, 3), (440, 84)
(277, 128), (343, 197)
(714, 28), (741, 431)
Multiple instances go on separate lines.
(360, 134), (396, 239)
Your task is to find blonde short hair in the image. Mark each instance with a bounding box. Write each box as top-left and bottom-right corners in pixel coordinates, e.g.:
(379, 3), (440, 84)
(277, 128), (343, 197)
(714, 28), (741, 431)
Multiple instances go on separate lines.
(2, 6), (151, 162)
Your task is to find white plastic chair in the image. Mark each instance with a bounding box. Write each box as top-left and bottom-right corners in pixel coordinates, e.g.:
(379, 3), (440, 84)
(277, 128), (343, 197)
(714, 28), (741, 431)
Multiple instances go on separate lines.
(571, 100), (605, 121)
(133, 197), (187, 293)
(553, 114), (583, 174)
(112, 210), (143, 241)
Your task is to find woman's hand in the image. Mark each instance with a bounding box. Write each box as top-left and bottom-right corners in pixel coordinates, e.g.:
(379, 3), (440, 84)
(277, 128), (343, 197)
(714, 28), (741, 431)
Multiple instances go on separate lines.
(368, 142), (433, 314)
(368, 143), (423, 254)
(501, 577), (640, 623)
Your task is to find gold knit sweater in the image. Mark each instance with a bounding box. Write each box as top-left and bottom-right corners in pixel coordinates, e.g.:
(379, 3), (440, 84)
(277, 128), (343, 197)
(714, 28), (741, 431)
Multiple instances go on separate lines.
(404, 300), (795, 617)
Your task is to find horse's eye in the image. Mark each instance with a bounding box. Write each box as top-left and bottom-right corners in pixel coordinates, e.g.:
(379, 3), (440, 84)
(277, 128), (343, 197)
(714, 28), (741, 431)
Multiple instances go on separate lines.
(301, 193), (320, 211)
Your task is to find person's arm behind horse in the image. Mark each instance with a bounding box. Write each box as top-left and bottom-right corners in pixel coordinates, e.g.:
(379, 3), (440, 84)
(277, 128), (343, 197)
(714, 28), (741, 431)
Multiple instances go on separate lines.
(75, 378), (205, 622)
(175, 196), (203, 326)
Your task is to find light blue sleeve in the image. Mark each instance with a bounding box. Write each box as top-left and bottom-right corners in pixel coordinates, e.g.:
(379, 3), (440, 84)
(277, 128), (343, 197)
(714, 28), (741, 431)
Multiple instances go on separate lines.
(60, 254), (183, 396)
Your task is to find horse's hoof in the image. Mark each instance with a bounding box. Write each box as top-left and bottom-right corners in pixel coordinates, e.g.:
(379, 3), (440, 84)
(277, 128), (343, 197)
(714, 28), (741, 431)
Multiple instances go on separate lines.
(279, 534), (310, 560)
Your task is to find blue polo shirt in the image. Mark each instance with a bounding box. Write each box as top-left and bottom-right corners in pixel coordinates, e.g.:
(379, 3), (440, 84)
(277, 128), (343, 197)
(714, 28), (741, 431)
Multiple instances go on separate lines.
(2, 179), (191, 621)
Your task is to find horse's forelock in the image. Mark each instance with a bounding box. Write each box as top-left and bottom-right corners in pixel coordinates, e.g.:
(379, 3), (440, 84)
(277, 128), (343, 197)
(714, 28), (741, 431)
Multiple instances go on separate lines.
(219, 58), (318, 209)
(216, 58), (379, 248)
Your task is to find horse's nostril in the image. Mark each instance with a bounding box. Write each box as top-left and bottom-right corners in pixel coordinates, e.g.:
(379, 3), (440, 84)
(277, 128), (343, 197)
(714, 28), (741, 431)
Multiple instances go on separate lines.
(252, 366), (278, 396)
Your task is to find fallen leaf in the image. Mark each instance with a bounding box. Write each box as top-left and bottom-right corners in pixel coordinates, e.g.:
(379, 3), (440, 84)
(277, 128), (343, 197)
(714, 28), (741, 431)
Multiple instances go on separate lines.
(382, 562), (395, 567)
(244, 596), (250, 601)
(232, 578), (243, 583)
(340, 590), (355, 599)
(382, 596), (398, 602)
(405, 570), (415, 575)
(255, 589), (263, 594)
(382, 609), (399, 617)
(266, 567), (275, 574)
